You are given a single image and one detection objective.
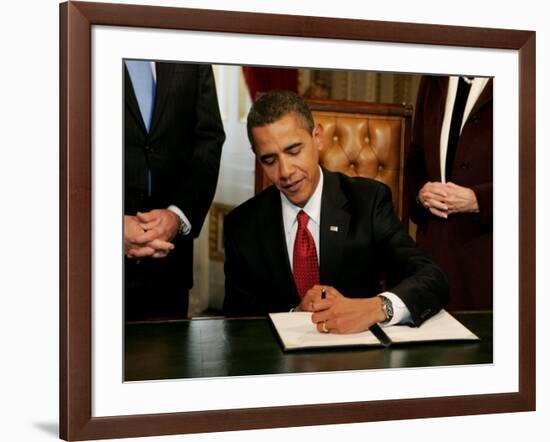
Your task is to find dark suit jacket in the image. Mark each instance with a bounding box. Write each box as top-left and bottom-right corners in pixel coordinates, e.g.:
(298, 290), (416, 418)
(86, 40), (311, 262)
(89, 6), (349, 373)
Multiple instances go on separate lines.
(223, 169), (448, 326)
(405, 76), (493, 311)
(125, 62), (225, 320)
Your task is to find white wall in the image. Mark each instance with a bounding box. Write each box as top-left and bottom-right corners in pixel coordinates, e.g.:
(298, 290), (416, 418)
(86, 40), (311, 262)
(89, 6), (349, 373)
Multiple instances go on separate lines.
(1, 1), (547, 441)
(212, 65), (255, 207)
(190, 65), (254, 314)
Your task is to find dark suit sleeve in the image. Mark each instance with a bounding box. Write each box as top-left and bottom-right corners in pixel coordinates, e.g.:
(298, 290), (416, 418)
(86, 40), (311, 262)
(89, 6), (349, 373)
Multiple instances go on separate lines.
(222, 212), (264, 316)
(405, 76), (431, 228)
(171, 65), (225, 238)
(373, 184), (449, 326)
(472, 182), (493, 230)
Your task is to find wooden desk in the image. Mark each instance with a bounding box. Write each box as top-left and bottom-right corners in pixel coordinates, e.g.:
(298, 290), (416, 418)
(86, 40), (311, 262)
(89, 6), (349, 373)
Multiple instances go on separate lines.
(125, 312), (492, 381)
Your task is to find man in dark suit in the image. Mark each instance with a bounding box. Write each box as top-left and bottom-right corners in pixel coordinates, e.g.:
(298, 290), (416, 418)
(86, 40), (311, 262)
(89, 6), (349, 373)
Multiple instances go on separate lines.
(405, 76), (492, 311)
(223, 90), (448, 333)
(124, 61), (225, 321)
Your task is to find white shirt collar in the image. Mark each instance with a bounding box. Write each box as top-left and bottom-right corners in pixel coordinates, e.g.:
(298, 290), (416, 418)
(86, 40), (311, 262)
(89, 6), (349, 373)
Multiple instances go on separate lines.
(281, 167), (323, 232)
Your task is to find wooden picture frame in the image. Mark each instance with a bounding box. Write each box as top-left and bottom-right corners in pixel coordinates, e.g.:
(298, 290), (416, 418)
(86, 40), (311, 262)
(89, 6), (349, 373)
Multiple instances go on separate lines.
(59, 1), (535, 440)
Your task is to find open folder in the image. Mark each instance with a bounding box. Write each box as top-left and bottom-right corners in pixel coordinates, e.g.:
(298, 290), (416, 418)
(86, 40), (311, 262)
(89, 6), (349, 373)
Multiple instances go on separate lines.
(268, 310), (479, 351)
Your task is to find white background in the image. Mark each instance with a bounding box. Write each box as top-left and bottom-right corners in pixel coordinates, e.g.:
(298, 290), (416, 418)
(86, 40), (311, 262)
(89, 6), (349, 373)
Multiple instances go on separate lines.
(0, 0), (546, 441)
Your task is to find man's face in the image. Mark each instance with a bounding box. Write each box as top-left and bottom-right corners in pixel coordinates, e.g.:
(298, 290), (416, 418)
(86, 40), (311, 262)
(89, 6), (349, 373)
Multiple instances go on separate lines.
(252, 113), (323, 207)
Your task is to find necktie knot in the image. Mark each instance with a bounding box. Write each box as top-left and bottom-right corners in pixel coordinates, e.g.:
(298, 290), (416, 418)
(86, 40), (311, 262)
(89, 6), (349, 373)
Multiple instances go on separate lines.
(297, 210), (309, 229)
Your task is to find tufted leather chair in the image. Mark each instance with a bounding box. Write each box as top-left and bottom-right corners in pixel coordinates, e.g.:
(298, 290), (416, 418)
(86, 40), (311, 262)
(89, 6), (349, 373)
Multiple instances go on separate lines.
(255, 98), (413, 226)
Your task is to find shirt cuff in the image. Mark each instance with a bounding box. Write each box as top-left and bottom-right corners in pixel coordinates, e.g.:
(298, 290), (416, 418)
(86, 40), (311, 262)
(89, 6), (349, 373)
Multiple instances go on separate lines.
(379, 291), (412, 327)
(167, 205), (192, 236)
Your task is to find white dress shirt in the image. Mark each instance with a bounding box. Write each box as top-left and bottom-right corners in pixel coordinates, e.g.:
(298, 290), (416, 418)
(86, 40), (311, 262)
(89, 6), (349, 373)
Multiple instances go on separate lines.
(439, 76), (490, 183)
(281, 168), (411, 326)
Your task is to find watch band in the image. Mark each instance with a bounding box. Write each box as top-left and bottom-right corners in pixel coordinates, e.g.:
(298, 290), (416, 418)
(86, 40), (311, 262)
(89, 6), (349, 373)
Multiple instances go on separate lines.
(379, 295), (394, 324)
(177, 217), (186, 236)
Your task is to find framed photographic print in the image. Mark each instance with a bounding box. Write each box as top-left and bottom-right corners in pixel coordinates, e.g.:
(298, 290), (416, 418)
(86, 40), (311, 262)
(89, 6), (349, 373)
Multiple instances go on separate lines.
(60, 1), (535, 440)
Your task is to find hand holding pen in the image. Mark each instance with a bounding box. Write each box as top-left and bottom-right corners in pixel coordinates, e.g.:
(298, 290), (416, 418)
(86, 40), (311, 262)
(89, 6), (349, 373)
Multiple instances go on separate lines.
(297, 285), (338, 315)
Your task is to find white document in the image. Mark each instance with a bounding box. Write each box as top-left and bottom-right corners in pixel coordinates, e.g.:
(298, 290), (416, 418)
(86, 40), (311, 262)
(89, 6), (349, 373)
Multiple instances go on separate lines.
(269, 312), (381, 350)
(269, 309), (479, 351)
(382, 310), (480, 343)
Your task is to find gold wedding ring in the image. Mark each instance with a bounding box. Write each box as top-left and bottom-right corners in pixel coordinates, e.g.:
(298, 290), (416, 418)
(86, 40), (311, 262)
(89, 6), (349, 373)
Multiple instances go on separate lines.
(321, 321), (329, 333)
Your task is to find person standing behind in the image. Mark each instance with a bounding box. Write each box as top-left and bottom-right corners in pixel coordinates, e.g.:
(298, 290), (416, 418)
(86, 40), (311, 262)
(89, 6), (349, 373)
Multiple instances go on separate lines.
(405, 75), (492, 311)
(124, 60), (225, 321)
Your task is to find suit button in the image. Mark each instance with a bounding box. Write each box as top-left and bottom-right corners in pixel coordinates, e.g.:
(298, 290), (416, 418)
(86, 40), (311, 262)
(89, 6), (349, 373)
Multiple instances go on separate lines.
(459, 162), (470, 169)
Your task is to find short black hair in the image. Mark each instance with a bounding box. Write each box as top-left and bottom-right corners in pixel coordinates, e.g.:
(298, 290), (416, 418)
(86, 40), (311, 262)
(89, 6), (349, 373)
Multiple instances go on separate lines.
(247, 90), (314, 149)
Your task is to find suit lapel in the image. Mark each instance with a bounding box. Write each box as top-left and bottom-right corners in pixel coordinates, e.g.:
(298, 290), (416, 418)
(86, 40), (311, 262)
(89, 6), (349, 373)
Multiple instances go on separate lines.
(149, 62), (176, 137)
(124, 66), (147, 133)
(259, 188), (298, 301)
(319, 170), (350, 286)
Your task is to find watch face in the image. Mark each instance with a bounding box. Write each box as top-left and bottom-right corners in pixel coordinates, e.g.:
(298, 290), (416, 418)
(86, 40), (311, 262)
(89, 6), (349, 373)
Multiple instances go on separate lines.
(384, 297), (394, 319)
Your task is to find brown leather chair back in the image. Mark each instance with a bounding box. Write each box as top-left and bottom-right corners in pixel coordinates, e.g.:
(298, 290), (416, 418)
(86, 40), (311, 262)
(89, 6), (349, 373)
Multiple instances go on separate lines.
(255, 98), (412, 225)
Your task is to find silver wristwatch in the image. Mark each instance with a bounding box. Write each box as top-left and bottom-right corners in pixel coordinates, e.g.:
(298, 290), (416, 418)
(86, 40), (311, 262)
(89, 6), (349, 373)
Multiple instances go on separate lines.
(177, 217), (186, 236)
(379, 295), (394, 324)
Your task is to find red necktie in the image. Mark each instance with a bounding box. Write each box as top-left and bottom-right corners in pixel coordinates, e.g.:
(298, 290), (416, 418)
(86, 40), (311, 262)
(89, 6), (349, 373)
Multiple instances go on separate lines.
(293, 210), (320, 298)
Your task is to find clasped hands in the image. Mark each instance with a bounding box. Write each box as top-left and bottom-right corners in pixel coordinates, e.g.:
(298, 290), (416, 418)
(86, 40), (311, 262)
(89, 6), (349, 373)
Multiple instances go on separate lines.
(418, 181), (479, 219)
(124, 209), (180, 259)
(296, 285), (386, 334)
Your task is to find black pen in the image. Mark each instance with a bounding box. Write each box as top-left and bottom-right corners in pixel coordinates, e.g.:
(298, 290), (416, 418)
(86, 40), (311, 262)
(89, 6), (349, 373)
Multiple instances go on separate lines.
(321, 287), (326, 299)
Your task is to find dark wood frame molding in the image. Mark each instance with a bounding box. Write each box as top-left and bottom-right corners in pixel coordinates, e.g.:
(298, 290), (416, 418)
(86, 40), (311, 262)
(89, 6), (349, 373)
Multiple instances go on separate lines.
(60, 1), (536, 440)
